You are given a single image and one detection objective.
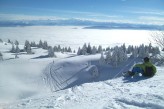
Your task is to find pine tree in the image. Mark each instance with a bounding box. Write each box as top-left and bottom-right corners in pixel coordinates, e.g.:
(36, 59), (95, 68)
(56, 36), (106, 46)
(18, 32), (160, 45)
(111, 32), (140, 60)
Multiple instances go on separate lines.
(24, 40), (31, 53)
(31, 41), (37, 47)
(138, 44), (147, 58)
(110, 46), (127, 67)
(64, 47), (68, 52)
(120, 48), (128, 62)
(106, 47), (110, 51)
(121, 43), (126, 53)
(106, 50), (112, 64)
(53, 46), (58, 52)
(68, 47), (72, 52)
(81, 43), (87, 55)
(138, 44), (144, 58)
(11, 44), (15, 53)
(77, 47), (81, 55)
(131, 47), (138, 58)
(15, 45), (20, 53)
(99, 52), (106, 65)
(98, 45), (102, 53)
(26, 44), (32, 54)
(0, 52), (3, 61)
(48, 46), (55, 57)
(57, 45), (61, 52)
(148, 43), (152, 53)
(87, 43), (92, 54)
(61, 47), (65, 53)
(43, 41), (48, 49)
(91, 46), (97, 54)
(15, 40), (19, 45)
(38, 40), (43, 48)
(0, 39), (3, 43)
(111, 50), (118, 67)
(152, 47), (160, 56)
(8, 39), (11, 43)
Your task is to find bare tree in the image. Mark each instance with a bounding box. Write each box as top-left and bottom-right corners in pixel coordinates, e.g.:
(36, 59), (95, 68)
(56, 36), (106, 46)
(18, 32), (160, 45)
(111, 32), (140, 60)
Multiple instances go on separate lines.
(151, 31), (164, 65)
(151, 31), (164, 50)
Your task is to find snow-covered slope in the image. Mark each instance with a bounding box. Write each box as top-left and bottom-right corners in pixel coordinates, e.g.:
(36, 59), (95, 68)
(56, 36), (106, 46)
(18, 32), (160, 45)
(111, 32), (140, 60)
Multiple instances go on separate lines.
(3, 66), (164, 109)
(0, 42), (75, 103)
(1, 42), (164, 109)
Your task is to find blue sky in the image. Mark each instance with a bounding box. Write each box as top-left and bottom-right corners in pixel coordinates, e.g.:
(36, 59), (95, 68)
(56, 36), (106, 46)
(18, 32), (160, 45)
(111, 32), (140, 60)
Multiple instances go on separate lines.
(0, 0), (164, 25)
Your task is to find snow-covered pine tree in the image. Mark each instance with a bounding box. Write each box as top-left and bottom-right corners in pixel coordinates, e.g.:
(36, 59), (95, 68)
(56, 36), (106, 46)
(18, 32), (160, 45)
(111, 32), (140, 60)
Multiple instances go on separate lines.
(81, 43), (87, 55)
(38, 40), (43, 48)
(64, 47), (68, 52)
(0, 39), (3, 43)
(99, 52), (106, 65)
(152, 47), (160, 56)
(15, 45), (20, 53)
(26, 44), (32, 54)
(127, 45), (134, 54)
(31, 41), (37, 47)
(106, 47), (110, 51)
(24, 40), (30, 52)
(0, 52), (3, 61)
(106, 50), (112, 64)
(121, 43), (126, 53)
(138, 44), (146, 58)
(68, 47), (72, 52)
(145, 46), (150, 58)
(48, 46), (55, 57)
(11, 43), (15, 53)
(97, 45), (102, 53)
(15, 40), (19, 45)
(91, 46), (97, 54)
(87, 43), (92, 54)
(148, 43), (153, 53)
(8, 39), (11, 43)
(131, 47), (138, 58)
(138, 44), (150, 58)
(53, 46), (58, 52)
(111, 49), (118, 67)
(77, 47), (81, 55)
(57, 45), (61, 52)
(43, 41), (48, 49)
(110, 46), (127, 67)
(117, 47), (127, 64)
(61, 47), (65, 53)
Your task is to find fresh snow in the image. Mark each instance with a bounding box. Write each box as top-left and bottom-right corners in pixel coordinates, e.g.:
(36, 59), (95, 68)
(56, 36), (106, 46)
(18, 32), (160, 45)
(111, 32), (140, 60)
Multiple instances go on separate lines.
(0, 27), (164, 109)
(2, 65), (164, 109)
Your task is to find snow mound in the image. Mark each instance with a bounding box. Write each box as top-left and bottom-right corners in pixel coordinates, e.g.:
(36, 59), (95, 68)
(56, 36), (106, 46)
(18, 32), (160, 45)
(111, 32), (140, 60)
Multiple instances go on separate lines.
(43, 55), (143, 91)
(43, 55), (101, 91)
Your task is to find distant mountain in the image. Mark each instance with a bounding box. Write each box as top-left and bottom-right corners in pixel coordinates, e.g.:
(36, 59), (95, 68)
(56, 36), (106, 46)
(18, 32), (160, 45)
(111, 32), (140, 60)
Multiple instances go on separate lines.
(0, 19), (163, 30)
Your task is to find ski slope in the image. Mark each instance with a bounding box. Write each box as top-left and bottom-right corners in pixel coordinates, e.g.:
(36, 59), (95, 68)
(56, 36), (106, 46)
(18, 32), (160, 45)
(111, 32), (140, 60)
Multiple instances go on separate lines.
(0, 42), (164, 109)
(3, 67), (164, 109)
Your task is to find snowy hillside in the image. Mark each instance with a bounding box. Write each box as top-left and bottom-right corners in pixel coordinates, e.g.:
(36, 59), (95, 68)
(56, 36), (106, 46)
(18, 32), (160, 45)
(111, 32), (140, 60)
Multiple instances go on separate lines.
(0, 40), (164, 109)
(2, 66), (164, 109)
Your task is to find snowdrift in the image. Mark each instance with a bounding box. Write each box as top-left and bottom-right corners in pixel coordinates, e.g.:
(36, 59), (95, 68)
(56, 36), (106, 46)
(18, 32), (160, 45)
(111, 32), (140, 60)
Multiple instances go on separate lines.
(43, 54), (143, 91)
